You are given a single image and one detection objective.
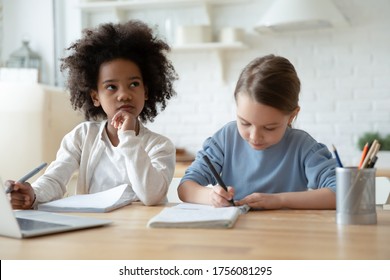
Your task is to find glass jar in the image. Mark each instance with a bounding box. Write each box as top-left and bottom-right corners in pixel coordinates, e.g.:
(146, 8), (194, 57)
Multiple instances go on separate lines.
(6, 40), (41, 69)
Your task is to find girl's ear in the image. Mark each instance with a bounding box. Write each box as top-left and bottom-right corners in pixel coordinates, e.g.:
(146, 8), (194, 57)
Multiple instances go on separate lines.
(144, 86), (148, 100)
(289, 106), (300, 125)
(90, 90), (101, 107)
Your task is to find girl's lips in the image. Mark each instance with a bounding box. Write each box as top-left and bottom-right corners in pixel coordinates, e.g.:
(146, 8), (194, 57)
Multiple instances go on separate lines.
(249, 142), (266, 150)
(118, 105), (134, 112)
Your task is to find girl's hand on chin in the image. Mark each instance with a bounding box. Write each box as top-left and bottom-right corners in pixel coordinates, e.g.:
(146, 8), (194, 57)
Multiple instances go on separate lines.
(111, 111), (137, 132)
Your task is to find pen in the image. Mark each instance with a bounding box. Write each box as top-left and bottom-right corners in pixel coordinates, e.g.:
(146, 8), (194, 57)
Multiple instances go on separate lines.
(367, 143), (380, 168)
(5, 162), (47, 194)
(361, 139), (379, 169)
(202, 155), (235, 206)
(358, 142), (369, 169)
(332, 144), (343, 168)
(368, 155), (378, 168)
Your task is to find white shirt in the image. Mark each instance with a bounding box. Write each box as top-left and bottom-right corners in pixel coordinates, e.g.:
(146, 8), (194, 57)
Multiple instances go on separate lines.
(88, 128), (132, 194)
(32, 121), (175, 206)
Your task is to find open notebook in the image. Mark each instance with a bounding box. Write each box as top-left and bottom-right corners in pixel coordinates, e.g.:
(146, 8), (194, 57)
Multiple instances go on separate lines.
(0, 179), (111, 239)
(38, 184), (132, 213)
(147, 203), (250, 229)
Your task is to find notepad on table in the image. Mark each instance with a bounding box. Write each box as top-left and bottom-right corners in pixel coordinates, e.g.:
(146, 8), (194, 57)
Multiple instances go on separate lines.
(37, 184), (132, 213)
(147, 203), (250, 229)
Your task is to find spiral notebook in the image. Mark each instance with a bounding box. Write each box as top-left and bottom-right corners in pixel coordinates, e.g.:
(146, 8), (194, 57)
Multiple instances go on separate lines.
(147, 203), (250, 229)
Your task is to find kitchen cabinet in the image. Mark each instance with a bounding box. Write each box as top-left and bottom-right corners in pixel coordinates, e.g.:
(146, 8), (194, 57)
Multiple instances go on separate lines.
(78, 1), (248, 48)
(77, 0), (249, 80)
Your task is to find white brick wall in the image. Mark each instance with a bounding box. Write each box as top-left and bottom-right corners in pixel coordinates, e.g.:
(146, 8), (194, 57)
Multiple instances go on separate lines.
(146, 0), (390, 167)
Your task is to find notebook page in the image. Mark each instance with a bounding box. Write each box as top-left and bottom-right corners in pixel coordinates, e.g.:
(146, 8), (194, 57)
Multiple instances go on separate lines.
(38, 184), (131, 212)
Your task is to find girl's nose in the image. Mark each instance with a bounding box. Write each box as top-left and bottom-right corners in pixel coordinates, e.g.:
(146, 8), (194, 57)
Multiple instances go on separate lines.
(118, 88), (132, 101)
(249, 128), (262, 143)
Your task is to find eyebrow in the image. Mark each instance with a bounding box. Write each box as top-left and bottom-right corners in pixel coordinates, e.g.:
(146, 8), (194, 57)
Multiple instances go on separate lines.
(237, 115), (280, 127)
(102, 76), (142, 84)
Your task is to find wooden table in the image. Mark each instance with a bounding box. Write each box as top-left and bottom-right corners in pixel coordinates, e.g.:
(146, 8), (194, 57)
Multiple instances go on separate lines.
(1, 204), (390, 260)
(377, 169), (390, 177)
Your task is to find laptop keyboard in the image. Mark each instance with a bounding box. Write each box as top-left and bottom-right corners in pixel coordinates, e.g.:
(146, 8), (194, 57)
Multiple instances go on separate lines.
(17, 217), (68, 231)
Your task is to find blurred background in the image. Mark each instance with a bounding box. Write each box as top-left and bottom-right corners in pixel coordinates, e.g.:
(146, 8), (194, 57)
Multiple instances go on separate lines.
(1, 0), (390, 174)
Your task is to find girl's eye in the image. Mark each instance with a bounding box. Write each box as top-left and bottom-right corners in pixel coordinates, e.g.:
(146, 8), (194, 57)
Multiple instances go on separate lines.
(264, 127), (276, 131)
(240, 122), (251, 127)
(106, 84), (117, 91)
(130, 81), (140, 88)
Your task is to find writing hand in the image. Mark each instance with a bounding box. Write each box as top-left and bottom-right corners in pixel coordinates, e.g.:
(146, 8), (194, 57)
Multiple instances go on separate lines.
(210, 185), (235, 207)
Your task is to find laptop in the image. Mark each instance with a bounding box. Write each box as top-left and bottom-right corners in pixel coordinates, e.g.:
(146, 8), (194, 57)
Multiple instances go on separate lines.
(0, 179), (112, 238)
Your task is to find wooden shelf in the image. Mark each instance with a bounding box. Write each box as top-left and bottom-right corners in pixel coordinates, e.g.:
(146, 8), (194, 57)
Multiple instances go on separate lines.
(78, 0), (250, 82)
(78, 0), (247, 11)
(172, 41), (247, 51)
(171, 41), (247, 82)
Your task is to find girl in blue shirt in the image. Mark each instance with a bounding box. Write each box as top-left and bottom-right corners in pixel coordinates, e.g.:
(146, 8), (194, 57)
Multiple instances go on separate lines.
(178, 54), (336, 209)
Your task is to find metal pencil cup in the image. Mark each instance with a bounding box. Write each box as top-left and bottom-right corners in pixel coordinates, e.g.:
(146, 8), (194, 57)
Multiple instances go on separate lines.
(336, 167), (377, 225)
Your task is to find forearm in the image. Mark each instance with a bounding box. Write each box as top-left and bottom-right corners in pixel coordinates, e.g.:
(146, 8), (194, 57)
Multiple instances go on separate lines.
(32, 161), (77, 204)
(279, 188), (336, 209)
(119, 132), (175, 206)
(178, 180), (212, 205)
(127, 152), (174, 206)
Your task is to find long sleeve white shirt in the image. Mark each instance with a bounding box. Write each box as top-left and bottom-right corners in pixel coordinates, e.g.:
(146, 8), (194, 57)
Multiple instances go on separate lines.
(32, 121), (175, 206)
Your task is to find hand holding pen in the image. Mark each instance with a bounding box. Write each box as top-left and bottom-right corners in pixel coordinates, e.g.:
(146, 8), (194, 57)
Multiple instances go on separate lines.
(203, 155), (235, 206)
(5, 163), (47, 209)
(5, 162), (47, 193)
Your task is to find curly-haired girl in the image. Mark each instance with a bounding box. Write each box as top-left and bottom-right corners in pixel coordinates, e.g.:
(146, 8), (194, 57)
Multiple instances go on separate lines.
(7, 20), (178, 208)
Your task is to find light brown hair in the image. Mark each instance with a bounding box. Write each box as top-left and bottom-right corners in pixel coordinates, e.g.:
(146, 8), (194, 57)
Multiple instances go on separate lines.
(234, 54), (300, 115)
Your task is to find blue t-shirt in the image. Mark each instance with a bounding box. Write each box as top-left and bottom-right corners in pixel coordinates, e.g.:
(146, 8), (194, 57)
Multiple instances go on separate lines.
(181, 121), (336, 200)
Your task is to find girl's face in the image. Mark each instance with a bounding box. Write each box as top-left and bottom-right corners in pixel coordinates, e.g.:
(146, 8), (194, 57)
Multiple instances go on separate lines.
(236, 92), (299, 150)
(91, 58), (147, 122)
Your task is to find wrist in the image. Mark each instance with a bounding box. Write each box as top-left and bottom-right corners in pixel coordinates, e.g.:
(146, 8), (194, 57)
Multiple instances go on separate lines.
(277, 193), (287, 208)
(30, 193), (37, 209)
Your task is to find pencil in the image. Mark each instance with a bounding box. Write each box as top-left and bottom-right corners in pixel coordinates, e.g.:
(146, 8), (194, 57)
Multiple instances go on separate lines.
(332, 144), (343, 168)
(367, 143), (380, 168)
(202, 155), (235, 206)
(358, 142), (369, 169)
(361, 139), (379, 169)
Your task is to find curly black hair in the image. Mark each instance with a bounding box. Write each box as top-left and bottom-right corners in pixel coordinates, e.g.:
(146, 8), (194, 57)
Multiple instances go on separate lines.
(60, 20), (178, 123)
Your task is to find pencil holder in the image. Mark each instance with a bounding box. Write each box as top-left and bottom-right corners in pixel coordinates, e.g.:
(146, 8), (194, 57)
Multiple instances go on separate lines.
(336, 167), (377, 225)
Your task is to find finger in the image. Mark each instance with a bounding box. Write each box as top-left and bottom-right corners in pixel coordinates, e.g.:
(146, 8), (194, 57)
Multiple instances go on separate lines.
(111, 112), (123, 123)
(111, 117), (121, 128)
(4, 180), (15, 193)
(211, 190), (233, 207)
(112, 110), (131, 122)
(227, 186), (235, 197)
(4, 180), (15, 188)
(12, 182), (30, 192)
(23, 194), (33, 207)
(11, 193), (33, 208)
(10, 195), (27, 208)
(211, 195), (231, 207)
(238, 194), (269, 210)
(212, 185), (233, 200)
(112, 110), (124, 120)
(235, 194), (258, 206)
